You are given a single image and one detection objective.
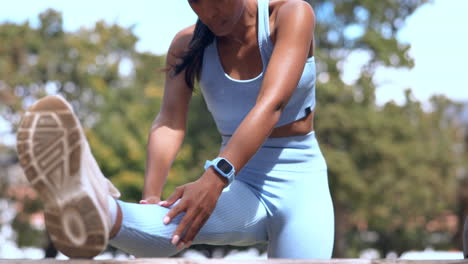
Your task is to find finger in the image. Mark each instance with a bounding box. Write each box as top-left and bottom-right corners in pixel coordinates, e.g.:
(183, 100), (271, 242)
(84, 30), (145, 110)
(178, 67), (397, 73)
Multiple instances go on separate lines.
(176, 241), (186, 251)
(172, 210), (196, 246)
(164, 203), (186, 225)
(185, 241), (192, 249)
(146, 197), (161, 204)
(158, 200), (169, 207)
(181, 214), (208, 246)
(163, 187), (184, 207)
(141, 196), (161, 204)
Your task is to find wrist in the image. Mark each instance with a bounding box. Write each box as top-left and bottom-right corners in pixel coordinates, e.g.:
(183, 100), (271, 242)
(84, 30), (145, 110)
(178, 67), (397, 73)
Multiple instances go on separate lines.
(143, 193), (161, 199)
(142, 189), (162, 199)
(201, 167), (229, 191)
(204, 157), (236, 187)
(143, 178), (165, 198)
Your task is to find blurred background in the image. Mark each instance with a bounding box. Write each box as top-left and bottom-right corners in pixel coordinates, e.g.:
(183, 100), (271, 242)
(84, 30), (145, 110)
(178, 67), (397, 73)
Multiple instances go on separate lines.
(1, 0), (467, 260)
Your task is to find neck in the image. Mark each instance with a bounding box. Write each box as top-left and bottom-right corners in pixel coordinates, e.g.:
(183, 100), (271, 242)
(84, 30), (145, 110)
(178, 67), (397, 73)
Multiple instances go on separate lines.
(221, 0), (257, 45)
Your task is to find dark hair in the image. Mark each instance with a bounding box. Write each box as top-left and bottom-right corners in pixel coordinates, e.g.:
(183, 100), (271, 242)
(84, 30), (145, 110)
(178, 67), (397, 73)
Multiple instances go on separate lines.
(173, 19), (215, 91)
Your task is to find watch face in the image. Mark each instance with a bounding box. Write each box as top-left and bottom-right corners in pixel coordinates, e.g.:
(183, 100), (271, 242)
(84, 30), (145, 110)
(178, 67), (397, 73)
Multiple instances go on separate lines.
(217, 159), (233, 174)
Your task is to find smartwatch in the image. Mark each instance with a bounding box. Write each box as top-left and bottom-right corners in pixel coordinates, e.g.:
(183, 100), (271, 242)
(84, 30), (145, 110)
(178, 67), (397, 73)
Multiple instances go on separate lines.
(204, 157), (236, 186)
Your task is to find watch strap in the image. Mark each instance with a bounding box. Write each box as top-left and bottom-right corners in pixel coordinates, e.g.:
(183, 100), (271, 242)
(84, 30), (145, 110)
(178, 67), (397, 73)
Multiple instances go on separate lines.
(204, 157), (236, 185)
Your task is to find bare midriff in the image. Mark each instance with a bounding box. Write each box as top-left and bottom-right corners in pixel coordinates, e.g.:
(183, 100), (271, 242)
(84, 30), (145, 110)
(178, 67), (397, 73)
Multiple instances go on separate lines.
(221, 110), (314, 138)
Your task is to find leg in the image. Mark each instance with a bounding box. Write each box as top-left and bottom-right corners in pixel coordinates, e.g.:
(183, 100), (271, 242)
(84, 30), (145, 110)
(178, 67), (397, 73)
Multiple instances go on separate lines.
(267, 170), (334, 258)
(109, 180), (269, 257)
(17, 95), (269, 258)
(16, 96), (117, 258)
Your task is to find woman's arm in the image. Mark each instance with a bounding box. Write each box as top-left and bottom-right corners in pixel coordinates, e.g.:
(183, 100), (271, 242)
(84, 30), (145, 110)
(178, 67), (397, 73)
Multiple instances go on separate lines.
(162, 0), (316, 248)
(141, 25), (195, 203)
(218, 0), (315, 173)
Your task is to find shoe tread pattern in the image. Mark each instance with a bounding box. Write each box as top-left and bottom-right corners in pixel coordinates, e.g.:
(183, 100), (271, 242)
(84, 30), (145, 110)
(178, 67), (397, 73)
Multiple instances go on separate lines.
(16, 96), (106, 258)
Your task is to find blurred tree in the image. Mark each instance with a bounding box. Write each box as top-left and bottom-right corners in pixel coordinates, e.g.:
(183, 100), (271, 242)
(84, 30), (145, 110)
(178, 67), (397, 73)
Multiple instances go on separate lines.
(303, 0), (464, 257)
(453, 103), (468, 249)
(0, 8), (138, 128)
(1, 1), (466, 258)
(0, 8), (220, 251)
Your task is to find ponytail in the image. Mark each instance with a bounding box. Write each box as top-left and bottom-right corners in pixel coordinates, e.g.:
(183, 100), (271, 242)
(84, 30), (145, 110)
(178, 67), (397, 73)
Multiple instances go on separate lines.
(174, 19), (215, 90)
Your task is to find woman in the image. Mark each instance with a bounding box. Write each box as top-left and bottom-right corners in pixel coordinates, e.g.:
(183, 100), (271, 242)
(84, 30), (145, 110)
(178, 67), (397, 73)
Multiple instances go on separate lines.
(16, 0), (334, 259)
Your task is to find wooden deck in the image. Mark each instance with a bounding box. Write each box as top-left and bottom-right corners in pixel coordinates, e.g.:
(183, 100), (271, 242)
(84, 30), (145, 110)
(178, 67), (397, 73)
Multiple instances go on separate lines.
(1, 259), (467, 264)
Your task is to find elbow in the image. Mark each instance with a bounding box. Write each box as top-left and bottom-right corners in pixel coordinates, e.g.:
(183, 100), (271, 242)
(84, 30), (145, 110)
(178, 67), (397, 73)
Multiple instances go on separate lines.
(151, 112), (187, 134)
(255, 100), (287, 120)
(256, 92), (289, 114)
(274, 101), (287, 112)
(267, 99), (288, 114)
(268, 102), (286, 125)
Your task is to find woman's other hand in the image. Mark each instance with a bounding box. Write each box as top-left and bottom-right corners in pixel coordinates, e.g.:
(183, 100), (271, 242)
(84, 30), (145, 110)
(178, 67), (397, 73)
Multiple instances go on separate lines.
(139, 196), (162, 204)
(159, 169), (227, 249)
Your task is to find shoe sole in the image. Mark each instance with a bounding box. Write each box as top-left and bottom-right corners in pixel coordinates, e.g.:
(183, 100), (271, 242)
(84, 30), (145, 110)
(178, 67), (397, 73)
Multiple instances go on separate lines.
(16, 96), (107, 258)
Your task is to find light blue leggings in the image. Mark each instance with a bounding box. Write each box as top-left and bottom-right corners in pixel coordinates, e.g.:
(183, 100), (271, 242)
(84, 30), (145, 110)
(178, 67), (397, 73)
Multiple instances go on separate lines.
(109, 131), (334, 258)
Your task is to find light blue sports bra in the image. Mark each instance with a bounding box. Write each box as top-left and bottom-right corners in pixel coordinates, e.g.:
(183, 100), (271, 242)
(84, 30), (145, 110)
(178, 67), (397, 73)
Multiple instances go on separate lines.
(199, 0), (316, 136)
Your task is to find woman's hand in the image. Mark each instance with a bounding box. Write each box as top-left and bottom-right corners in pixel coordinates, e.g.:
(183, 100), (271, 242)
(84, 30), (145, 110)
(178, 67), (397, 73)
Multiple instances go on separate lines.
(139, 196), (162, 204)
(159, 169), (227, 249)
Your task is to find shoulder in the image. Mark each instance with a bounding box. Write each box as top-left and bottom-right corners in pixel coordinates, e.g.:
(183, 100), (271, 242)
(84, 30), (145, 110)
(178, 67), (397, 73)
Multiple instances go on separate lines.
(269, 0), (315, 43)
(168, 24), (196, 58)
(274, 0), (315, 26)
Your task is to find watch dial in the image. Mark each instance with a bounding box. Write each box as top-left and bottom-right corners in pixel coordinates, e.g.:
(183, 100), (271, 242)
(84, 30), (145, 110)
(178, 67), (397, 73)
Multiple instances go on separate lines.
(217, 159), (233, 174)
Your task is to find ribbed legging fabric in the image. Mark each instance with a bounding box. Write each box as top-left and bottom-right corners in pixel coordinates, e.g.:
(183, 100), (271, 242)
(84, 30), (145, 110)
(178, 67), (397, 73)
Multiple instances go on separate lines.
(109, 132), (334, 258)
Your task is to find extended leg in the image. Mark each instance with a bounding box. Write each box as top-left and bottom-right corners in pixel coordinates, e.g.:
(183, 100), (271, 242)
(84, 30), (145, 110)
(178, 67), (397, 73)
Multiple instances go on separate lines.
(109, 180), (269, 257)
(16, 96), (119, 258)
(17, 95), (269, 258)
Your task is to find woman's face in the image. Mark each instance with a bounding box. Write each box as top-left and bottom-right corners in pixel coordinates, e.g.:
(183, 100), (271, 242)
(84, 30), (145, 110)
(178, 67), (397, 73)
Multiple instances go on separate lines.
(188, 0), (246, 36)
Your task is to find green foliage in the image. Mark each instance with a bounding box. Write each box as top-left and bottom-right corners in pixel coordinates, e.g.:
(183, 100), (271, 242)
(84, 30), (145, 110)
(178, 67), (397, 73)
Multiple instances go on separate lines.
(11, 197), (46, 248)
(318, 88), (463, 255)
(11, 216), (46, 248)
(304, 0), (464, 256)
(1, 2), (466, 257)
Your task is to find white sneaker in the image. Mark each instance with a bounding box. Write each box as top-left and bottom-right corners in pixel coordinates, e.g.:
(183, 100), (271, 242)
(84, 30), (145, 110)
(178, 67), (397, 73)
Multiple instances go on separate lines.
(16, 95), (120, 258)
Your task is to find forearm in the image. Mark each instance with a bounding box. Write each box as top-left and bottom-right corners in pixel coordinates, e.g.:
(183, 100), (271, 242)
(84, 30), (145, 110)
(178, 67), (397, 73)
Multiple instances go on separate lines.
(217, 103), (282, 174)
(208, 0), (315, 178)
(143, 124), (185, 198)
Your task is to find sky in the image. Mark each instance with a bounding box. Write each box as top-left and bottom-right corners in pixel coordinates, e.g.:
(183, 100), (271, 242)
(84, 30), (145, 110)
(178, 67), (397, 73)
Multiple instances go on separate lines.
(372, 0), (468, 106)
(1, 0), (468, 145)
